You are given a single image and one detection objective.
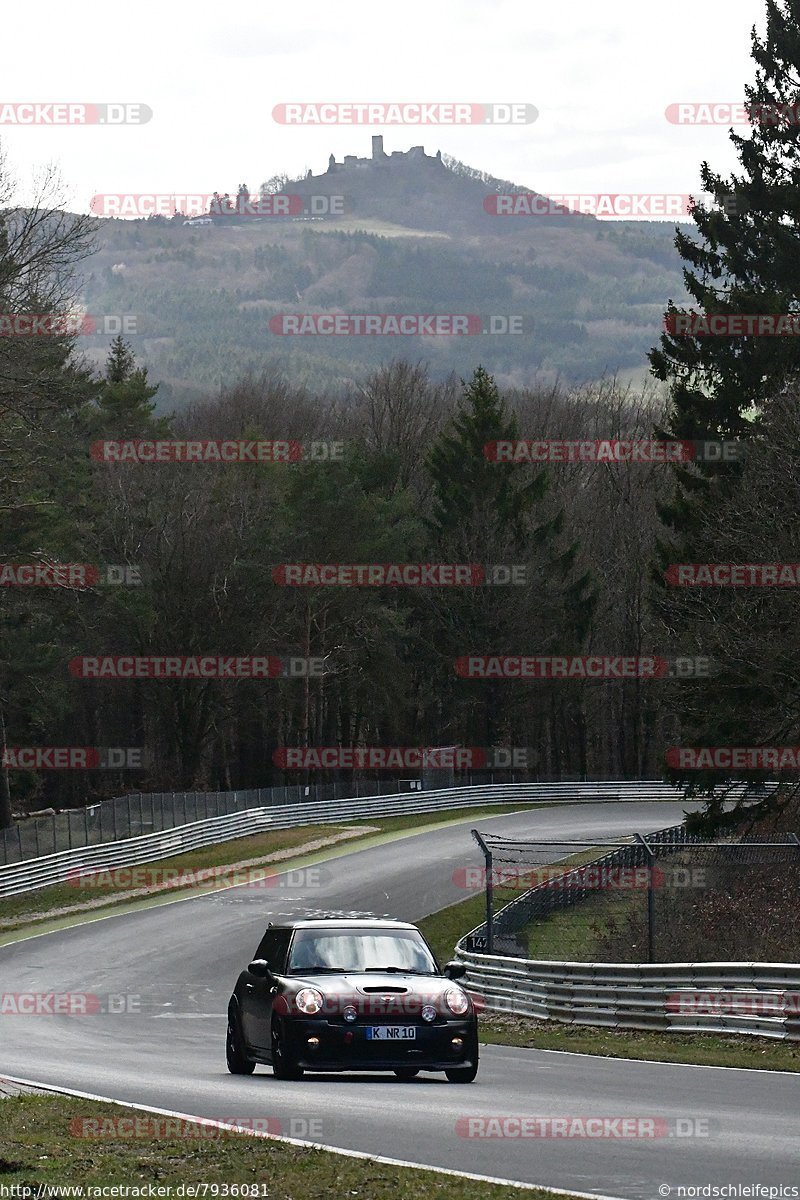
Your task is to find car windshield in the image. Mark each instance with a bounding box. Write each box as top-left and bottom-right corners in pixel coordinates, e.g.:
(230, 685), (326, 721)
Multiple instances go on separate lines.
(286, 928), (438, 975)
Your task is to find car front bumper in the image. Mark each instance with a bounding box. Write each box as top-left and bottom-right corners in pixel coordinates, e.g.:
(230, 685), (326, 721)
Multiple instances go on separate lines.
(283, 1016), (478, 1071)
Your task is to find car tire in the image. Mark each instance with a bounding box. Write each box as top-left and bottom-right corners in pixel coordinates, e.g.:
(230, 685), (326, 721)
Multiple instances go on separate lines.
(445, 1037), (479, 1083)
(445, 1063), (478, 1083)
(226, 1014), (255, 1075)
(393, 1068), (420, 1080)
(271, 1017), (304, 1081)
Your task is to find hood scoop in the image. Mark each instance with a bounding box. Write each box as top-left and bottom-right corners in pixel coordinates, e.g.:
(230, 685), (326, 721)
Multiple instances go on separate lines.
(360, 985), (408, 994)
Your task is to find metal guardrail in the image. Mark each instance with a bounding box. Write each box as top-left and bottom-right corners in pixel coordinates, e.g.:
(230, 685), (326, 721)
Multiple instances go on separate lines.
(1, 778), (416, 866)
(0, 780), (689, 897)
(456, 816), (800, 1040)
(456, 950), (800, 1040)
(0, 775), (699, 867)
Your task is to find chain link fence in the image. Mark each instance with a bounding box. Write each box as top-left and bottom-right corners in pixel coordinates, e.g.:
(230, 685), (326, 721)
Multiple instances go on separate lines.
(466, 825), (800, 963)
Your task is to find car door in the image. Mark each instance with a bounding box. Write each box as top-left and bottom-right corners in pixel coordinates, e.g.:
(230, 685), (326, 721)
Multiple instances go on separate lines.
(240, 929), (291, 1054)
(263, 929), (292, 1058)
(239, 930), (278, 1052)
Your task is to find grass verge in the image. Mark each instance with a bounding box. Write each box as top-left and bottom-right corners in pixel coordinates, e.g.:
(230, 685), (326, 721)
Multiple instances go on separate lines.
(480, 1014), (800, 1072)
(0, 1093), (572, 1196)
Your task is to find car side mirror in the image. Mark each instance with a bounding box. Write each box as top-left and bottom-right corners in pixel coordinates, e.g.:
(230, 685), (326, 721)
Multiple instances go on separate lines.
(248, 958), (271, 978)
(443, 960), (467, 980)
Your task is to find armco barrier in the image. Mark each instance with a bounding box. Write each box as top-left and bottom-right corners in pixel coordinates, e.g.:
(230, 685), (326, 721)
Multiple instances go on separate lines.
(0, 776), (692, 866)
(456, 814), (800, 1040)
(0, 780), (690, 897)
(455, 949), (800, 1040)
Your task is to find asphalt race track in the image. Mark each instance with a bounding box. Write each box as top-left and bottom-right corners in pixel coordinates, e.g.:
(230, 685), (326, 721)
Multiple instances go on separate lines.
(1, 802), (798, 1197)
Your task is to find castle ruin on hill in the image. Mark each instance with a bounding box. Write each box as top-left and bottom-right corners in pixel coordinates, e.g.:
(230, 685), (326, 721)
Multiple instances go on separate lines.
(325, 135), (443, 173)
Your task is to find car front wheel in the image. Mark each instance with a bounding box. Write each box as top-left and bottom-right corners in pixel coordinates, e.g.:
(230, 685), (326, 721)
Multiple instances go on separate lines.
(445, 1063), (478, 1083)
(445, 1038), (479, 1083)
(271, 1017), (304, 1081)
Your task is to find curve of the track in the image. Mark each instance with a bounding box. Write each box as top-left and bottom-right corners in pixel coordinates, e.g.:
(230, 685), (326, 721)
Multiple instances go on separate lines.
(1, 802), (798, 1197)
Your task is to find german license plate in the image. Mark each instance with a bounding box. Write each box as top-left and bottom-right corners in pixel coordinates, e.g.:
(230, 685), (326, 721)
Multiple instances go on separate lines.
(365, 1026), (416, 1040)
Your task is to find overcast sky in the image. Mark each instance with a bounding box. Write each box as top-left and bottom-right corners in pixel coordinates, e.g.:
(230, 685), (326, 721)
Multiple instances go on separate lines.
(0, 0), (767, 216)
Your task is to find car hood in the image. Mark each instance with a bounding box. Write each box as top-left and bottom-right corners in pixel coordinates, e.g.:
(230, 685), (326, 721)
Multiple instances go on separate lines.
(281, 972), (457, 998)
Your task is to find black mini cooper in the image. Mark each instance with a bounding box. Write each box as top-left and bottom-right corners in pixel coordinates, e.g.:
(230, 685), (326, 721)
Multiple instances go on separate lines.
(226, 917), (479, 1082)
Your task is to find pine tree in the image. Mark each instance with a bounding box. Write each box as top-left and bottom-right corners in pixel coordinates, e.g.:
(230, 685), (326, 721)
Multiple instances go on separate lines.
(424, 367), (595, 753)
(426, 365), (546, 555)
(92, 336), (166, 436)
(650, 0), (800, 438)
(649, 1), (800, 813)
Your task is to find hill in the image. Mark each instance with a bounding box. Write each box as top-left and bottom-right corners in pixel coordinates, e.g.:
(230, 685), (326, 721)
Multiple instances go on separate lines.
(75, 138), (691, 404)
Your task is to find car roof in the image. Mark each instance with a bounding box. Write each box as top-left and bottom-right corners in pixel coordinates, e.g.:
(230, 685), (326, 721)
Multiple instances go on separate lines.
(267, 918), (418, 931)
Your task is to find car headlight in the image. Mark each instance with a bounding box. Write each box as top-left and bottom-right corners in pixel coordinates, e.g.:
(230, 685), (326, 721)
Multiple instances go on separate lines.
(421, 1004), (437, 1023)
(445, 987), (470, 1016)
(295, 987), (324, 1015)
(343, 1005), (358, 1023)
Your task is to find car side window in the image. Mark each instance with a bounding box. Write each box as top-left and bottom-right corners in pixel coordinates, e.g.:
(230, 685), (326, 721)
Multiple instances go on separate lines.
(270, 930), (292, 973)
(255, 930), (277, 963)
(255, 929), (291, 972)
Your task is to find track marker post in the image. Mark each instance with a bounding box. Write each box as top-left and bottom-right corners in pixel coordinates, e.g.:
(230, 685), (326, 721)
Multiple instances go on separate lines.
(634, 832), (656, 962)
(472, 828), (494, 953)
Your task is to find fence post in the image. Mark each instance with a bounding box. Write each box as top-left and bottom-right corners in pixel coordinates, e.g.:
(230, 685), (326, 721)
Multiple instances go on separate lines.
(472, 829), (494, 954)
(634, 832), (655, 963)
